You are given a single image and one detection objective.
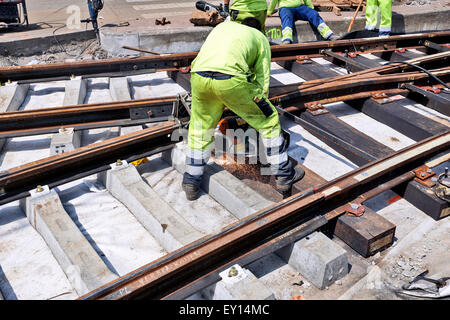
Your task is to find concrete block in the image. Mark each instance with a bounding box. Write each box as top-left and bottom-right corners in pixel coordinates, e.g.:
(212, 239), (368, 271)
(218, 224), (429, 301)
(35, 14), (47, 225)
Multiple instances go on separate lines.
(50, 127), (82, 155)
(19, 186), (117, 296)
(109, 77), (131, 101)
(49, 78), (87, 156)
(63, 78), (87, 106)
(99, 161), (202, 252)
(162, 142), (274, 220)
(0, 83), (29, 151)
(276, 231), (348, 289)
(202, 264), (275, 300)
(120, 125), (144, 136)
(109, 77), (146, 136)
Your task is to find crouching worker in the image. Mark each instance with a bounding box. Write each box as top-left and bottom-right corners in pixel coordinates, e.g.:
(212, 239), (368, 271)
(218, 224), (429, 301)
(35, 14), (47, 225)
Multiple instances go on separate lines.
(267, 0), (338, 44)
(182, 18), (305, 201)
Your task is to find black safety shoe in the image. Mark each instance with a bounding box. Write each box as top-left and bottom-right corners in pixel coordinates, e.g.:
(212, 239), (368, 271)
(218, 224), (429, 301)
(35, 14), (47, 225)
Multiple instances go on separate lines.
(275, 166), (305, 193)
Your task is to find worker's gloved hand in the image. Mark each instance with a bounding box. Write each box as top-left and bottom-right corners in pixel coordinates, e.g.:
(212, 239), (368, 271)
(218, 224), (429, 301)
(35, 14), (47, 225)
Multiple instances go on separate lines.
(224, 3), (229, 13)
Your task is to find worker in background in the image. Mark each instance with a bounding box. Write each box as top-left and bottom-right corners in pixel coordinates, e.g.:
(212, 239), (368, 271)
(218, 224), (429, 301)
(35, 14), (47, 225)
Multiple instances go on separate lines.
(223, 0), (268, 31)
(365, 0), (392, 37)
(267, 0), (338, 44)
(182, 18), (305, 201)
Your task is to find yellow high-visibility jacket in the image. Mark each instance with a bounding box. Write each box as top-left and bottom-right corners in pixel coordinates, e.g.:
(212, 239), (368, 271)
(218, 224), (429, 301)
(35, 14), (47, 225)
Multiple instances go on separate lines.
(267, 0), (314, 15)
(230, 0), (268, 11)
(191, 21), (271, 97)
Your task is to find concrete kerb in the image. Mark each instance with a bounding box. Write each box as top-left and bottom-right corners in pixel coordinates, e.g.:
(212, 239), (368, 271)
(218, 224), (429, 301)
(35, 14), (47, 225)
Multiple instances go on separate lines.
(98, 160), (203, 252)
(0, 30), (96, 58)
(161, 142), (274, 220)
(0, 83), (29, 152)
(19, 186), (118, 296)
(109, 77), (146, 135)
(100, 9), (450, 55)
(50, 78), (86, 156)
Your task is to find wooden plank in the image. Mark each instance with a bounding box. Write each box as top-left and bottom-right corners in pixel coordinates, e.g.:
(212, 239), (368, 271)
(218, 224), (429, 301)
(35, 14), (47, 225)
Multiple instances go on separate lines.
(287, 59), (449, 142)
(395, 179), (450, 221)
(278, 60), (395, 166)
(299, 110), (393, 166)
(405, 84), (450, 117)
(375, 48), (426, 62)
(334, 206), (396, 257)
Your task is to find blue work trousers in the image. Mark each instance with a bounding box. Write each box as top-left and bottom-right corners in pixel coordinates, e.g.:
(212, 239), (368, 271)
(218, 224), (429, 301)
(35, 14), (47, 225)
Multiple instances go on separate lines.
(279, 5), (325, 36)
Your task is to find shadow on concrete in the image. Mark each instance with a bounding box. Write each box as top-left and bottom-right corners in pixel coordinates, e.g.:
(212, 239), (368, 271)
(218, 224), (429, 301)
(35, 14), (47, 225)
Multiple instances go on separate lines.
(0, 265), (17, 300)
(0, 204), (25, 226)
(392, 11), (406, 34)
(56, 184), (121, 277)
(4, 137), (52, 152)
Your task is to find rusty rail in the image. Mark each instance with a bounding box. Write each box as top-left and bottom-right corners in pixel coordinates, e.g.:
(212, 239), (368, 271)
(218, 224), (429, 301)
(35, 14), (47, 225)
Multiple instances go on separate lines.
(0, 31), (449, 83)
(78, 131), (449, 300)
(0, 121), (180, 204)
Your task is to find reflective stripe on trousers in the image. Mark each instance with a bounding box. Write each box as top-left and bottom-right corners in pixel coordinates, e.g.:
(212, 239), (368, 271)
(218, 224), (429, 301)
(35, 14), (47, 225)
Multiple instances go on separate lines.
(365, 0), (392, 31)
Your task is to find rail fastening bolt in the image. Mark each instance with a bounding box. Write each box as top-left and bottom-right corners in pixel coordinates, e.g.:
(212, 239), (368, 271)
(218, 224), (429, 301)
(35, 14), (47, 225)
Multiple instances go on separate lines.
(228, 266), (238, 277)
(36, 185), (44, 193)
(116, 159), (123, 166)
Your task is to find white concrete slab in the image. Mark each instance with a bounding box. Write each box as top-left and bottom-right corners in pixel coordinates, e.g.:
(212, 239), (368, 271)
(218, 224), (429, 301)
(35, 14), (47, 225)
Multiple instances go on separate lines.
(140, 156), (238, 235)
(0, 201), (78, 300)
(270, 62), (304, 84)
(101, 163), (203, 252)
(281, 117), (357, 181)
(0, 82), (66, 170)
(82, 78), (119, 146)
(56, 176), (168, 277)
(325, 102), (416, 151)
(130, 72), (186, 99)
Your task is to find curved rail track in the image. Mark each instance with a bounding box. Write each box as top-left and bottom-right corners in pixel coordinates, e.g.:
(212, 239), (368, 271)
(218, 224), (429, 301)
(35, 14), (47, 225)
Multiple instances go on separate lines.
(0, 31), (449, 301)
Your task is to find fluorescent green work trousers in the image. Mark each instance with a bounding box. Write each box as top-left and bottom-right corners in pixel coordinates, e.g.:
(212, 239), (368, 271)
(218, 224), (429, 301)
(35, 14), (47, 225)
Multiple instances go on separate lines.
(365, 0), (392, 35)
(188, 72), (281, 152)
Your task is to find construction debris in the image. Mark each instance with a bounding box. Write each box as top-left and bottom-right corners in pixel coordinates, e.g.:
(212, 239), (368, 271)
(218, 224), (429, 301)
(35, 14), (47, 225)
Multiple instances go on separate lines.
(190, 9), (224, 27)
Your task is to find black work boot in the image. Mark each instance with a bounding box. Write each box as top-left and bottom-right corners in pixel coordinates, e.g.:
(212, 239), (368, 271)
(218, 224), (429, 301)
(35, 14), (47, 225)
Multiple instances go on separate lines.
(275, 166), (305, 193)
(182, 172), (202, 201)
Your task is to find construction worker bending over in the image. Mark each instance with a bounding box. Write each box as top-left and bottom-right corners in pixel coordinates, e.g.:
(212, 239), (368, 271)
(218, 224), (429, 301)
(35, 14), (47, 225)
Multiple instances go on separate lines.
(224, 0), (268, 31)
(182, 18), (305, 201)
(365, 0), (392, 37)
(267, 0), (338, 44)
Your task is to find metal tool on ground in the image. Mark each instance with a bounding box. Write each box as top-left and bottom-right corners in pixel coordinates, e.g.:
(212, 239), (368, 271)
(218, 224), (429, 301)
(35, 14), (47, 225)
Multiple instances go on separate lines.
(195, 1), (229, 19)
(81, 0), (104, 45)
(122, 46), (161, 56)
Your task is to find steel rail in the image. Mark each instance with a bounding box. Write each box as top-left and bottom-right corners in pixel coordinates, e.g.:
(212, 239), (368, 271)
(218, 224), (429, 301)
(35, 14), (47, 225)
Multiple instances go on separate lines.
(271, 67), (450, 107)
(1, 63), (447, 139)
(1, 31), (449, 83)
(0, 121), (180, 204)
(78, 131), (449, 300)
(0, 96), (177, 137)
(163, 160), (440, 300)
